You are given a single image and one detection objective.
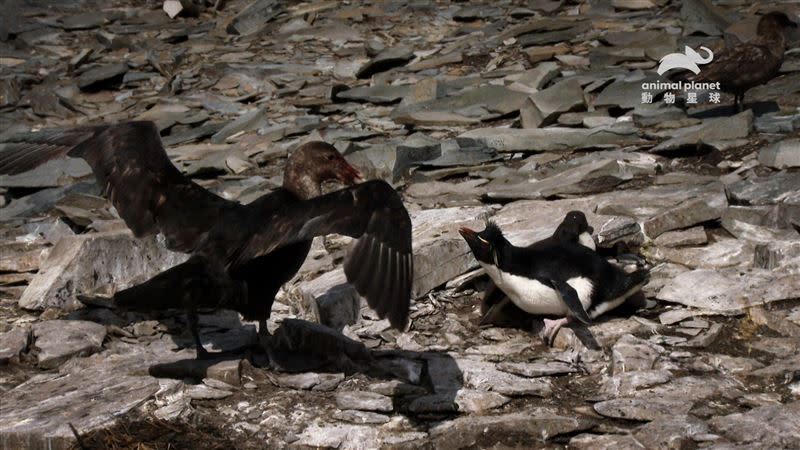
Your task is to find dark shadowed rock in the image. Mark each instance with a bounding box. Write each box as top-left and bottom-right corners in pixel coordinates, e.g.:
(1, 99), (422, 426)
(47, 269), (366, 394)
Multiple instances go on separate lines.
(336, 84), (410, 104)
(77, 63), (128, 91)
(356, 46), (414, 78)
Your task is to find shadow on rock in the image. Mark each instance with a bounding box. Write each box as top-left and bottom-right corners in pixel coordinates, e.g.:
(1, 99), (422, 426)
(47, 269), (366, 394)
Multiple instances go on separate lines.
(689, 100), (778, 119)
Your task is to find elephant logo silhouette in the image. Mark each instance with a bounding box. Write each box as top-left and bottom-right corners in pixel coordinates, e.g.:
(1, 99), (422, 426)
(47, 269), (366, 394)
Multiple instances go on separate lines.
(657, 46), (714, 76)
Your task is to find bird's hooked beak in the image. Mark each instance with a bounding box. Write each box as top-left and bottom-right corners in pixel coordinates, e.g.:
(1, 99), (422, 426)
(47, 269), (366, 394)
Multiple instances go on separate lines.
(337, 160), (364, 185)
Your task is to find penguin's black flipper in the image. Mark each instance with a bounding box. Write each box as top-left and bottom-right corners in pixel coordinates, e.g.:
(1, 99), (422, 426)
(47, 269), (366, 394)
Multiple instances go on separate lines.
(548, 279), (591, 325)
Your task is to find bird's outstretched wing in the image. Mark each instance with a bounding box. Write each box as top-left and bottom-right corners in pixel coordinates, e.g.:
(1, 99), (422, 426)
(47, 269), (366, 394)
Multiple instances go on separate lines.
(0, 121), (235, 252)
(223, 180), (413, 330)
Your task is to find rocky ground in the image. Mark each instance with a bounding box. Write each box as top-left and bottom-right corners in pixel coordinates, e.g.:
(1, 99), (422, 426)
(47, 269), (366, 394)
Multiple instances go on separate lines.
(1, 0), (800, 448)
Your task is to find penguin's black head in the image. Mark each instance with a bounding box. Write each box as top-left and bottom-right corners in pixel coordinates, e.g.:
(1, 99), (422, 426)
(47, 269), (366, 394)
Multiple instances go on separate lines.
(459, 221), (506, 265)
(556, 210), (593, 238)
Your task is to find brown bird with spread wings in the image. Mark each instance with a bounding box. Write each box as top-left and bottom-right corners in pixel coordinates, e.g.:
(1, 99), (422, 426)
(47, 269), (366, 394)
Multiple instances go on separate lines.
(0, 121), (413, 358)
(688, 11), (797, 112)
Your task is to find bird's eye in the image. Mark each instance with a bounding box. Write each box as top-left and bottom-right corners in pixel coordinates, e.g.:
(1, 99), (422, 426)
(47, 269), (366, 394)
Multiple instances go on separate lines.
(326, 155), (336, 160)
(478, 236), (489, 244)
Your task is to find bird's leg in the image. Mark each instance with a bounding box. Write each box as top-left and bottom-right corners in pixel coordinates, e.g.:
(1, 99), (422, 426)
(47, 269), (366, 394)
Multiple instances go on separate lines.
(736, 94), (744, 113)
(541, 317), (571, 347)
(186, 307), (210, 360)
(480, 297), (511, 327)
(258, 318), (272, 349)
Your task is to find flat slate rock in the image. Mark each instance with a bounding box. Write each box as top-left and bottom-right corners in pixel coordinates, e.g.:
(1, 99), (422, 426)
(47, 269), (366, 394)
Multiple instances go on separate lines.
(0, 372), (159, 450)
(657, 268), (800, 312)
(521, 78), (586, 128)
(652, 226), (707, 247)
(274, 371), (345, 391)
(759, 138), (800, 169)
(593, 397), (691, 421)
(428, 356), (553, 397)
(642, 187), (726, 238)
(651, 111), (753, 153)
(0, 157), (92, 189)
(457, 124), (641, 152)
(392, 85), (528, 125)
(32, 320), (107, 369)
(487, 157), (642, 200)
(710, 401), (800, 448)
(335, 391), (393, 412)
(570, 433), (643, 450)
(226, 0), (280, 35)
(633, 414), (710, 449)
(333, 410), (390, 424)
(601, 369), (673, 397)
(647, 238), (755, 270)
(19, 230), (187, 311)
(0, 326), (29, 363)
(293, 424), (424, 449)
(429, 409), (593, 448)
(496, 361), (578, 377)
(727, 172), (800, 206)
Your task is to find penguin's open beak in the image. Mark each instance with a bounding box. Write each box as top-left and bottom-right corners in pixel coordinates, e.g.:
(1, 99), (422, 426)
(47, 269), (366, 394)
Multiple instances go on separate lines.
(459, 226), (496, 265)
(458, 226), (478, 242)
(459, 226), (489, 254)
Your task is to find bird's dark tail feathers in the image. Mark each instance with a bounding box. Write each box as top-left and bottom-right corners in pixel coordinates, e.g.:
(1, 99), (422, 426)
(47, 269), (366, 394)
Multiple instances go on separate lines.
(113, 257), (246, 311)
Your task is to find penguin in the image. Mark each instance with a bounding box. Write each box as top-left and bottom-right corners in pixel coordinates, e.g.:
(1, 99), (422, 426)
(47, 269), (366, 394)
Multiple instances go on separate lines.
(553, 210), (596, 251)
(460, 220), (649, 345)
(480, 211), (596, 327)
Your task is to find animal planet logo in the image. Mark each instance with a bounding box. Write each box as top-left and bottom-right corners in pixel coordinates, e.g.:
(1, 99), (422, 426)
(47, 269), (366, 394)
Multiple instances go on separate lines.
(640, 45), (722, 105)
(657, 46), (714, 76)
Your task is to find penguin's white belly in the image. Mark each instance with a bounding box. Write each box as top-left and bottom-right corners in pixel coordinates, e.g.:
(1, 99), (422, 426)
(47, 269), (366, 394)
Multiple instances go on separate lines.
(481, 263), (593, 316)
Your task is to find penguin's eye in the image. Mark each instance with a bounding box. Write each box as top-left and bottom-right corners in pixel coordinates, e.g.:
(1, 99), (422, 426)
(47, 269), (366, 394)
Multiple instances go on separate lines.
(478, 236), (489, 245)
